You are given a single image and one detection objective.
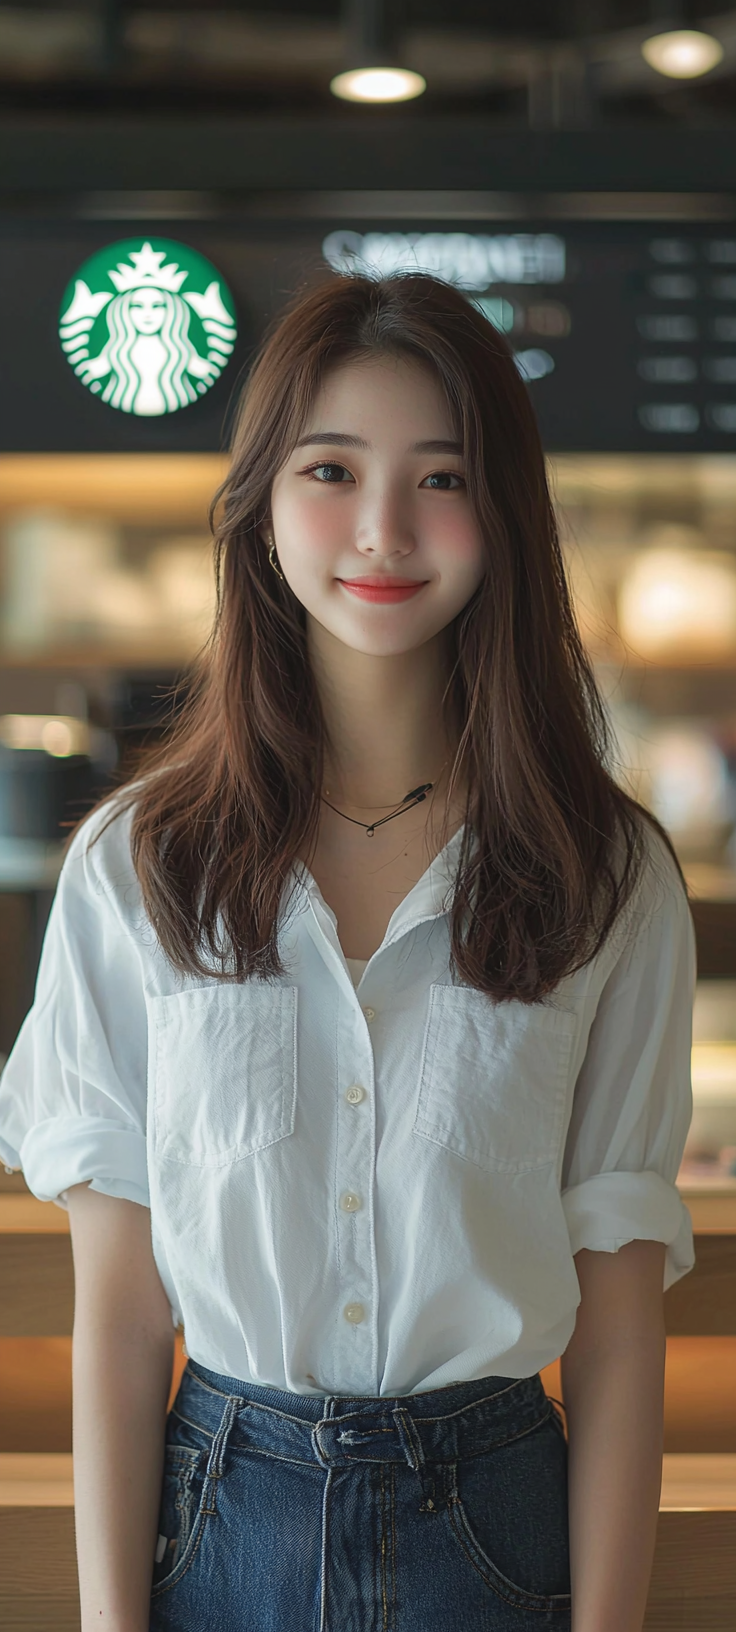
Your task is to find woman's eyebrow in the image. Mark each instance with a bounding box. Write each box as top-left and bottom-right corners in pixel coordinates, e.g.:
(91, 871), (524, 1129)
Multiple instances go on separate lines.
(293, 432), (463, 454)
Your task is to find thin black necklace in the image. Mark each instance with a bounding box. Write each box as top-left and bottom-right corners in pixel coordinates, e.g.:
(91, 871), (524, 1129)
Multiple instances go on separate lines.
(320, 783), (436, 838)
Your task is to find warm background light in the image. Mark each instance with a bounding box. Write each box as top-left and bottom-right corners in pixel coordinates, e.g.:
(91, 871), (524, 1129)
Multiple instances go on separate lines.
(0, 715), (88, 757)
(617, 547), (736, 656)
(330, 66), (426, 103)
(641, 28), (724, 78)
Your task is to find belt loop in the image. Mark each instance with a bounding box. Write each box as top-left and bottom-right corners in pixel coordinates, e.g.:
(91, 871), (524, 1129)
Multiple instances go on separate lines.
(201, 1394), (239, 1514)
(392, 1406), (425, 1472)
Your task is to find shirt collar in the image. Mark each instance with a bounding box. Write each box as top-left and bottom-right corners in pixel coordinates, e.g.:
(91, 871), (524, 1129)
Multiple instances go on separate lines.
(288, 820), (471, 960)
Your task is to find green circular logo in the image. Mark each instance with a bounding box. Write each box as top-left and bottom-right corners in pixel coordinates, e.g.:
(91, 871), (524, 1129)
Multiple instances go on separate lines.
(58, 237), (237, 416)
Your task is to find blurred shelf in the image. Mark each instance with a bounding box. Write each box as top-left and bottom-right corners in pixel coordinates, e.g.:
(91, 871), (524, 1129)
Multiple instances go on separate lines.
(0, 1196), (71, 1233)
(0, 646), (198, 671)
(0, 840), (65, 890)
(595, 656), (736, 672)
(0, 1453), (74, 1507)
(687, 898), (736, 975)
(676, 1186), (736, 1232)
(0, 452), (227, 524)
(659, 1456), (736, 1511)
(685, 865), (736, 902)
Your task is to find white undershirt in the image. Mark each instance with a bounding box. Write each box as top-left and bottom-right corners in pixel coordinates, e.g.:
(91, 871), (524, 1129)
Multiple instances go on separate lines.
(345, 956), (369, 988)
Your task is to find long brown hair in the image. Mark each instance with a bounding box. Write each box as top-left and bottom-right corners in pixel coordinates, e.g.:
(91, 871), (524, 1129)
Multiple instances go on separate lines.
(73, 268), (691, 1004)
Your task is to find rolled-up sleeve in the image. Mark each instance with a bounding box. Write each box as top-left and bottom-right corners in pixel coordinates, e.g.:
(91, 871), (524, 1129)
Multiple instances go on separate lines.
(561, 828), (698, 1292)
(0, 807), (149, 1212)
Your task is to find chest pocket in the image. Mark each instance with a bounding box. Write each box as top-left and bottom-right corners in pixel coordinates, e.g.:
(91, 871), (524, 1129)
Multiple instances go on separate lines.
(413, 984), (578, 1175)
(149, 983), (297, 1168)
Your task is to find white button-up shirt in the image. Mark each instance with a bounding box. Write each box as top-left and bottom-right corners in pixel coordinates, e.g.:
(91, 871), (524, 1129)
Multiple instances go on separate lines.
(0, 796), (696, 1397)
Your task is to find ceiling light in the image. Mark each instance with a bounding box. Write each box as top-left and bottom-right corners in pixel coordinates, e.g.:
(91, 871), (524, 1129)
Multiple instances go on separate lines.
(330, 65), (426, 102)
(332, 1), (426, 103)
(640, 28), (724, 78)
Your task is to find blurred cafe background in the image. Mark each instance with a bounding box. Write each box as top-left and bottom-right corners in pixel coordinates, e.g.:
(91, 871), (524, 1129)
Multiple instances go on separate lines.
(1, 4), (736, 1626)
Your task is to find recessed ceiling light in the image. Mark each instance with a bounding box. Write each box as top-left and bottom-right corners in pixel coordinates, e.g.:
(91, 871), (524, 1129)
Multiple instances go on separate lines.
(330, 67), (426, 103)
(641, 28), (724, 79)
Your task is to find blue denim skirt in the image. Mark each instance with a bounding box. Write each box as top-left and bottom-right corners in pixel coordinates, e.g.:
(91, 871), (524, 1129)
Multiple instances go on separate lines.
(149, 1358), (571, 1631)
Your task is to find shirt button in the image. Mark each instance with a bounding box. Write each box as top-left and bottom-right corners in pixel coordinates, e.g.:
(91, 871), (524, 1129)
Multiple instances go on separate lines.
(362, 1006), (376, 1021)
(345, 1084), (365, 1105)
(344, 1303), (365, 1324)
(340, 1191), (362, 1212)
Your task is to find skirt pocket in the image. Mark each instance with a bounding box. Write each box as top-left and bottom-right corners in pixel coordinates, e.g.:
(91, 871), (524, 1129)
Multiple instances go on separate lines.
(151, 1442), (208, 1594)
(447, 1411), (572, 1613)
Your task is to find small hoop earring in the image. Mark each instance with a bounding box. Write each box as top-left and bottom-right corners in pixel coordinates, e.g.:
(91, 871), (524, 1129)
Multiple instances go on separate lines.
(268, 538), (284, 581)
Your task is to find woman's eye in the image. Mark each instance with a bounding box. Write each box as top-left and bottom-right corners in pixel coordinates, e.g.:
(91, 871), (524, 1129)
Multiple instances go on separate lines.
(422, 471), (465, 490)
(305, 463), (353, 483)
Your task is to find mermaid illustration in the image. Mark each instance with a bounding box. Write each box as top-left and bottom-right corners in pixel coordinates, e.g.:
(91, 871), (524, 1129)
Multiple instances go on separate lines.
(59, 241), (237, 416)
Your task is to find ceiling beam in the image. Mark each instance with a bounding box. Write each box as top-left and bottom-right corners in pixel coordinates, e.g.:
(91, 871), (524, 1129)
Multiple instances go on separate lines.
(2, 119), (736, 195)
(0, 9), (734, 95)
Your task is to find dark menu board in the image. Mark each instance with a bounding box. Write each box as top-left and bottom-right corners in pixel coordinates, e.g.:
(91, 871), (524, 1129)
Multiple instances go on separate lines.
(2, 215), (736, 453)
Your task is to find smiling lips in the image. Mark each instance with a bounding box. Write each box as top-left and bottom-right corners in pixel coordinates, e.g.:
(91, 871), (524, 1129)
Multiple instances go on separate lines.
(340, 575), (426, 587)
(339, 579), (427, 602)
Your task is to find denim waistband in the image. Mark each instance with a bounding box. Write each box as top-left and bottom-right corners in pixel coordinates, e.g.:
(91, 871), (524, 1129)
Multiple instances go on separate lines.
(177, 1359), (557, 1470)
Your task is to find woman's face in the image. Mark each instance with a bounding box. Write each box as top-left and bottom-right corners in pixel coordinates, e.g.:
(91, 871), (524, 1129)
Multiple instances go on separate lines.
(268, 354), (487, 661)
(129, 288), (166, 334)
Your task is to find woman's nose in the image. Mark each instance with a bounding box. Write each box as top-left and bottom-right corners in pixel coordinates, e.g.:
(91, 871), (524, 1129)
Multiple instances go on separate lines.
(356, 496), (414, 552)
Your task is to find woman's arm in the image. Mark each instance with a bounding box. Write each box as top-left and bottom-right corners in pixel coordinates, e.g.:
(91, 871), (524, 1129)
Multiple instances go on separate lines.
(68, 1182), (176, 1632)
(560, 1240), (668, 1632)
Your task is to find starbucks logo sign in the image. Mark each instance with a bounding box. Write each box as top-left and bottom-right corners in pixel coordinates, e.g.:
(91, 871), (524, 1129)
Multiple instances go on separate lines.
(58, 238), (237, 416)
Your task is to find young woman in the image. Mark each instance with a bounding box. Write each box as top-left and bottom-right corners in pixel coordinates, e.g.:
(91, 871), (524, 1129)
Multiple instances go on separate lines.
(0, 271), (697, 1632)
